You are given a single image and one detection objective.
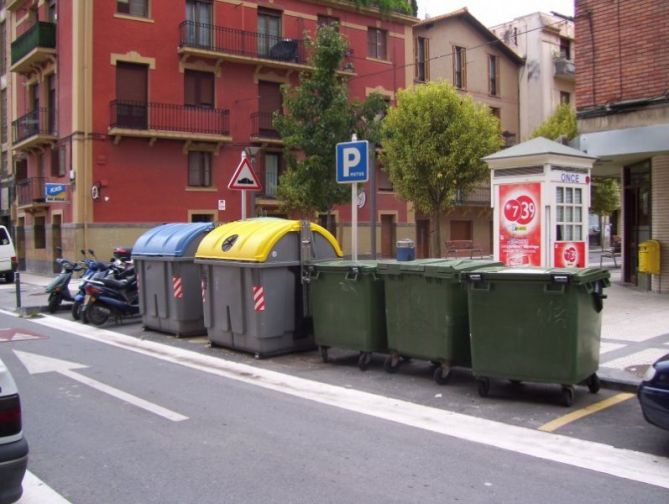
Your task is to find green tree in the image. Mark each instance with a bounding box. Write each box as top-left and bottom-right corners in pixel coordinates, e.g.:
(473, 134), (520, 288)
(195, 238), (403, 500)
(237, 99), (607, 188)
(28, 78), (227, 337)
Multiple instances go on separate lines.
(531, 103), (577, 141)
(380, 81), (502, 256)
(274, 25), (387, 218)
(351, 0), (411, 14)
(591, 177), (621, 248)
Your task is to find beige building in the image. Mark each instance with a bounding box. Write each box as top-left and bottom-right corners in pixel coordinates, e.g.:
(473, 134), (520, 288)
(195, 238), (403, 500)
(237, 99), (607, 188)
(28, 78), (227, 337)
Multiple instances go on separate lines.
(490, 12), (575, 141)
(412, 8), (523, 253)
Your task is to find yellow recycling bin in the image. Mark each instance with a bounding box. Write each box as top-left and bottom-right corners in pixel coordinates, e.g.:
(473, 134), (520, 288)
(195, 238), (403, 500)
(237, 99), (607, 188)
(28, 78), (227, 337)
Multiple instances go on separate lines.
(638, 240), (661, 275)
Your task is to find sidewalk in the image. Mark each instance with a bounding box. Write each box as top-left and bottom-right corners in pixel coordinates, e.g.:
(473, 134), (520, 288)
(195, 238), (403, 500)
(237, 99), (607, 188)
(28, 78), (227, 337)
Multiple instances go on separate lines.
(4, 264), (669, 393)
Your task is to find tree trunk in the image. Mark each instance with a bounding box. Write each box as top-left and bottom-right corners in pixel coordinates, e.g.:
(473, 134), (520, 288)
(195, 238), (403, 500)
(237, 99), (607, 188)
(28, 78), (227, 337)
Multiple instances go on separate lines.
(431, 210), (441, 257)
(599, 214), (611, 249)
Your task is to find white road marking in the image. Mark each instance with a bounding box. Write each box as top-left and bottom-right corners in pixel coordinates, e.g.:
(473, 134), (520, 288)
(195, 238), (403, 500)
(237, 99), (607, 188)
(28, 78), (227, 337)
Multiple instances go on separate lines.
(602, 348), (669, 370)
(17, 470), (71, 503)
(7, 311), (669, 490)
(14, 350), (188, 422)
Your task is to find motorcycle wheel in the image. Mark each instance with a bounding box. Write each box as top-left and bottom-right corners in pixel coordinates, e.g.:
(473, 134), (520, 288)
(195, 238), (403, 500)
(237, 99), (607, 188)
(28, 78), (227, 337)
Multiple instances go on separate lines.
(71, 300), (82, 321)
(47, 293), (62, 314)
(85, 304), (109, 326)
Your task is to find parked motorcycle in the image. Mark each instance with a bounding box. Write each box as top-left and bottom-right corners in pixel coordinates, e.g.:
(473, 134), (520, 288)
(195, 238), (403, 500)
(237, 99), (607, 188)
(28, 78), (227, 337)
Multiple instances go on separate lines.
(45, 257), (83, 313)
(80, 251), (138, 326)
(71, 249), (112, 321)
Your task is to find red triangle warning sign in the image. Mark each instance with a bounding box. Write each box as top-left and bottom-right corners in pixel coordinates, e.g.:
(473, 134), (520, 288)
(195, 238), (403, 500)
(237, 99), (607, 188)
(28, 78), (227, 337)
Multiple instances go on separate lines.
(228, 157), (262, 191)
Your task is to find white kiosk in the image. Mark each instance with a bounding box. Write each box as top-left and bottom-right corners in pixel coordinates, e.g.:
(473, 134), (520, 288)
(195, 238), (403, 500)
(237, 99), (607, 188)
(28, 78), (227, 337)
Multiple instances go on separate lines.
(483, 137), (597, 268)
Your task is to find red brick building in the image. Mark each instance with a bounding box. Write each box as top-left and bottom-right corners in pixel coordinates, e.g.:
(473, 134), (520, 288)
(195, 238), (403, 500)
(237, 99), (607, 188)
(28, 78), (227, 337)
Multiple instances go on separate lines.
(572, 0), (669, 291)
(1, 0), (416, 273)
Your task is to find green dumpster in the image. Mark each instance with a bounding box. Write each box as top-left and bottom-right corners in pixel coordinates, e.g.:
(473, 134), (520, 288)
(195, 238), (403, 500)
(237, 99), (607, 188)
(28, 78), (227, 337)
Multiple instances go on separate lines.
(464, 266), (610, 406)
(308, 260), (386, 370)
(377, 259), (501, 384)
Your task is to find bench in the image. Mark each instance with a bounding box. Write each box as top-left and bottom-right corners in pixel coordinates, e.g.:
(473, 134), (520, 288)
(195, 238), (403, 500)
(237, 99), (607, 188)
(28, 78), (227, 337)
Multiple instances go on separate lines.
(445, 240), (483, 259)
(600, 247), (621, 267)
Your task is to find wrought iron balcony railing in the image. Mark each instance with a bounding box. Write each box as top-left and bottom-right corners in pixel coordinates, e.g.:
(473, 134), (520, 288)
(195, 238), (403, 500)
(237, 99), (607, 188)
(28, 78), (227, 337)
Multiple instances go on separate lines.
(456, 185), (491, 206)
(250, 111), (280, 140)
(12, 108), (56, 144)
(11, 22), (56, 65)
(109, 100), (230, 136)
(16, 177), (46, 206)
(179, 21), (307, 65)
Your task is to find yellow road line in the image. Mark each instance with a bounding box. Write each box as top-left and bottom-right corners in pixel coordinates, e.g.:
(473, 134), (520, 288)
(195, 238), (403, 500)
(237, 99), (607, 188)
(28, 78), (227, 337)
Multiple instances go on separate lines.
(538, 393), (635, 432)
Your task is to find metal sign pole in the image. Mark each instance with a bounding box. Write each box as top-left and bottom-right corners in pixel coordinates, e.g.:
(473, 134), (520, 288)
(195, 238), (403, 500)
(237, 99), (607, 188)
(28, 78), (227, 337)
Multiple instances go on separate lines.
(352, 181), (358, 262)
(241, 190), (247, 220)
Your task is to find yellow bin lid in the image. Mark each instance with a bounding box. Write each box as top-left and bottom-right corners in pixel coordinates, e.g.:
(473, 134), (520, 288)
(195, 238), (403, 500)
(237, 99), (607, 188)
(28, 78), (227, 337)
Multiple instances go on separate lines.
(195, 217), (343, 262)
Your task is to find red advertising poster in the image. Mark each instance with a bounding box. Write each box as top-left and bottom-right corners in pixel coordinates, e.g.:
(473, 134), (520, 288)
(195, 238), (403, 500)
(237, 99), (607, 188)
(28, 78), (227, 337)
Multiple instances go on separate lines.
(554, 241), (586, 268)
(499, 183), (542, 266)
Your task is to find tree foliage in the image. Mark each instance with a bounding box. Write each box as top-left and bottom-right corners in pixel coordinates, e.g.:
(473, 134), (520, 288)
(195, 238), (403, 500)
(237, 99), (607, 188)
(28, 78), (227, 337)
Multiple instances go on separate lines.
(380, 82), (502, 255)
(273, 25), (387, 216)
(591, 178), (620, 217)
(351, 0), (411, 14)
(531, 103), (577, 141)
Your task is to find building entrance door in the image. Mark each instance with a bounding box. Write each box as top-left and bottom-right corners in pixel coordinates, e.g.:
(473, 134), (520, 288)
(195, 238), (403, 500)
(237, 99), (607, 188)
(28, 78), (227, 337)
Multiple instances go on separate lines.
(623, 161), (651, 285)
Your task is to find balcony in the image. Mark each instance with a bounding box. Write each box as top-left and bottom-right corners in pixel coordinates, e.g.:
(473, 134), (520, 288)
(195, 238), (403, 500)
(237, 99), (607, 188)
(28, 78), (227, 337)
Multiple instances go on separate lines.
(108, 100), (232, 145)
(554, 57), (575, 81)
(250, 112), (282, 145)
(12, 108), (58, 152)
(456, 185), (491, 206)
(178, 21), (310, 71)
(11, 22), (57, 75)
(16, 177), (47, 209)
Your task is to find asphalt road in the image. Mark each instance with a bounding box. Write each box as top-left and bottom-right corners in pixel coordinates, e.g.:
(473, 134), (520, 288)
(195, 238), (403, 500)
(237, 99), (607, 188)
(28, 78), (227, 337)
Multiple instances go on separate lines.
(1, 310), (668, 503)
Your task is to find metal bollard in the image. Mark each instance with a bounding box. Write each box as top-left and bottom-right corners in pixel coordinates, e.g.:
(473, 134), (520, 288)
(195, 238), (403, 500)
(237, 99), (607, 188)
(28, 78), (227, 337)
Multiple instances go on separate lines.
(15, 271), (21, 309)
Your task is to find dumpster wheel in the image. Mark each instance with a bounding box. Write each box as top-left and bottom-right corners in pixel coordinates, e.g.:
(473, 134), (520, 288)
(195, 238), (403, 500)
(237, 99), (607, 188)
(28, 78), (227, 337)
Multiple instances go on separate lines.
(358, 352), (373, 371)
(383, 354), (401, 374)
(319, 346), (329, 363)
(433, 365), (451, 385)
(586, 373), (600, 394)
(477, 377), (490, 397)
(561, 385), (575, 407)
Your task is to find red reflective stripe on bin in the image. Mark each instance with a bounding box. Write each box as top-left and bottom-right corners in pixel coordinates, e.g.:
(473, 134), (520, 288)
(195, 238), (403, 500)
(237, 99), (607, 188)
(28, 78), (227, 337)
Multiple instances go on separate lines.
(172, 276), (183, 299)
(201, 279), (207, 304)
(253, 286), (265, 312)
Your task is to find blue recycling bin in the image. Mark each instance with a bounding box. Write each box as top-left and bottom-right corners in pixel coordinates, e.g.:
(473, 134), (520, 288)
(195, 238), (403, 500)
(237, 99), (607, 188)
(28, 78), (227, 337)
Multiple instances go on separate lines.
(133, 222), (214, 337)
(396, 239), (415, 261)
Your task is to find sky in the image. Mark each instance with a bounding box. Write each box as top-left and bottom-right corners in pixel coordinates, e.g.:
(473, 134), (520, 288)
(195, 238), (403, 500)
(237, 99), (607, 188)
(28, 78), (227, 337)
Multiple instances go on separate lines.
(417, 1), (574, 27)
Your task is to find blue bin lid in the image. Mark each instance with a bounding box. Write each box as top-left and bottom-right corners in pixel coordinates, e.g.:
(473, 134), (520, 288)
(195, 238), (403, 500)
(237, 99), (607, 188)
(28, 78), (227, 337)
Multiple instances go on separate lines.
(132, 223), (215, 257)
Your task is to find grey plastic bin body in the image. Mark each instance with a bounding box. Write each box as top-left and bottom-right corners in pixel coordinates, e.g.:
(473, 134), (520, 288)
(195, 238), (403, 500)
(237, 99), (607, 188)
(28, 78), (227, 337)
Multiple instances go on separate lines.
(133, 222), (214, 337)
(195, 218), (342, 357)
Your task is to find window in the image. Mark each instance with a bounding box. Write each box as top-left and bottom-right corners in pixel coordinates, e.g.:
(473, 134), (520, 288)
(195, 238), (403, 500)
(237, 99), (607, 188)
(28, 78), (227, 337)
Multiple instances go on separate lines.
(317, 15), (339, 31)
(490, 107), (501, 121)
(185, 70), (214, 108)
(34, 216), (46, 249)
(453, 46), (466, 89)
(185, 0), (212, 47)
(318, 213), (337, 237)
(115, 62), (148, 128)
(263, 152), (282, 197)
(258, 8), (281, 58)
(559, 37), (571, 60)
(47, 74), (57, 134)
(377, 166), (393, 192)
(117, 0), (148, 17)
(191, 213), (214, 222)
(415, 37), (429, 82)
(367, 28), (387, 60)
(188, 151), (212, 187)
(257, 81), (282, 137)
(560, 91), (571, 105)
(488, 54), (498, 96)
(555, 186), (583, 241)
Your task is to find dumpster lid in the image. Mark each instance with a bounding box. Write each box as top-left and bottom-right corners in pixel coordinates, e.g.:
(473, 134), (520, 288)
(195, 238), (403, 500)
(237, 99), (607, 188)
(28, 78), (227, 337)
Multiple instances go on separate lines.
(132, 222), (215, 257)
(423, 259), (503, 276)
(309, 259), (378, 272)
(376, 258), (449, 274)
(195, 218), (343, 262)
(465, 266), (611, 284)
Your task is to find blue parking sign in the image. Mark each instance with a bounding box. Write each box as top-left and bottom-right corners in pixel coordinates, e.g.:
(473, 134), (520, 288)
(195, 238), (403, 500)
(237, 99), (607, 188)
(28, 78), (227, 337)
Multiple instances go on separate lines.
(336, 140), (369, 183)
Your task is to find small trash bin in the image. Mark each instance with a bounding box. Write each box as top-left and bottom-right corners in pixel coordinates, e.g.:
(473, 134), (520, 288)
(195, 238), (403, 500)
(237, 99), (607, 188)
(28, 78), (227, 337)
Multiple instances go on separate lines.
(133, 222), (215, 337)
(464, 266), (610, 406)
(377, 259), (501, 384)
(194, 218), (342, 357)
(308, 260), (387, 370)
(396, 239), (415, 261)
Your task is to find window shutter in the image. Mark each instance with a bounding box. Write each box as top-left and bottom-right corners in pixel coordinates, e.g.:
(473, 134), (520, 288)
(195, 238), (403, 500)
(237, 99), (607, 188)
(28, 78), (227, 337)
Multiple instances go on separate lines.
(116, 62), (148, 103)
(425, 38), (430, 81)
(413, 37), (418, 80)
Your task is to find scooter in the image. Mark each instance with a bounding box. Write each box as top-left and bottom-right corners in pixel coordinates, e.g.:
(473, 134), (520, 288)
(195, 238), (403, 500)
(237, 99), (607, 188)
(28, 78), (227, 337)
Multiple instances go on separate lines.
(81, 264), (139, 326)
(71, 249), (111, 321)
(45, 257), (83, 313)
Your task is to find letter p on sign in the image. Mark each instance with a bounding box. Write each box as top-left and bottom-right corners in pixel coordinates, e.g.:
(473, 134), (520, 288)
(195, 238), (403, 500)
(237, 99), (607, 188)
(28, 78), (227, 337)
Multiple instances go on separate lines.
(343, 148), (360, 177)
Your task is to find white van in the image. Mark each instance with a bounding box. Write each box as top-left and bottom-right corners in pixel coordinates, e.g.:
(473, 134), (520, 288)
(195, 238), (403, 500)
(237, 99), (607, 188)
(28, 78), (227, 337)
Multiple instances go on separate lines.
(0, 225), (17, 283)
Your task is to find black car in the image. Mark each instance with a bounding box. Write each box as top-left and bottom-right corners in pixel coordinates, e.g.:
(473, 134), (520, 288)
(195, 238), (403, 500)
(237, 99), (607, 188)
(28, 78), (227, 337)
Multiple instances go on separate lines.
(638, 353), (669, 431)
